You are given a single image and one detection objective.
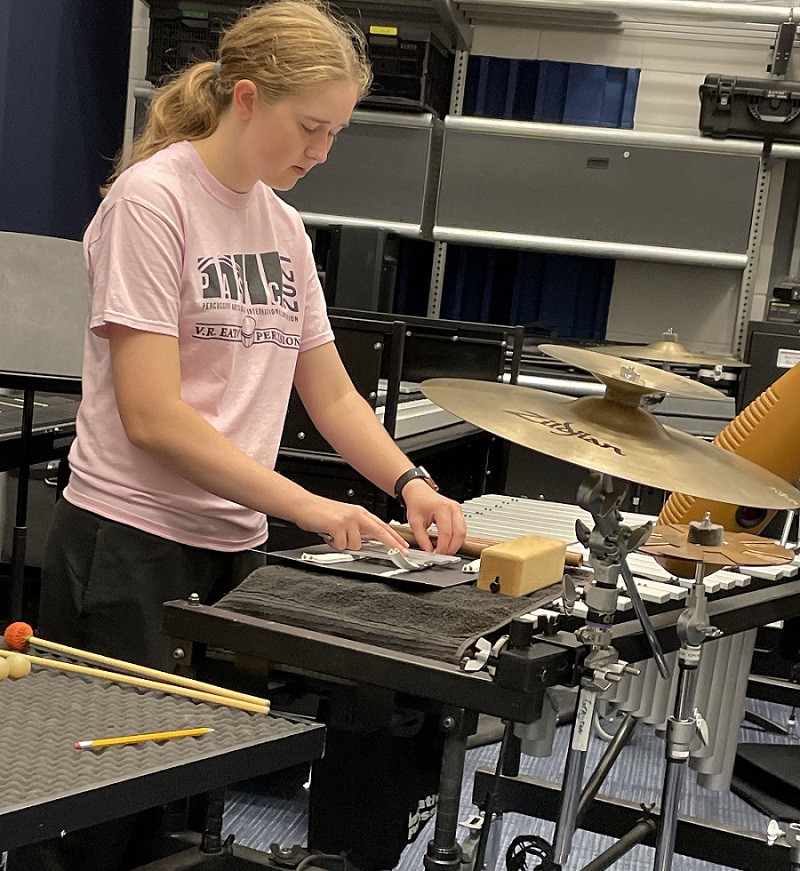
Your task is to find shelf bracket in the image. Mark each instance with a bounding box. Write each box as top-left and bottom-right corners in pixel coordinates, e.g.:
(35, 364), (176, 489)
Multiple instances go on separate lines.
(430, 0), (473, 51)
(767, 19), (798, 76)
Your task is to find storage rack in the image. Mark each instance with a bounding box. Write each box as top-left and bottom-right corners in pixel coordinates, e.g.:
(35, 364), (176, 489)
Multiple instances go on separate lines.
(137, 0), (800, 355)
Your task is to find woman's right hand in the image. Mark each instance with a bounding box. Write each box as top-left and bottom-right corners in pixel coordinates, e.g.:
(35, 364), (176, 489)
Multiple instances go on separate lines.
(294, 496), (409, 552)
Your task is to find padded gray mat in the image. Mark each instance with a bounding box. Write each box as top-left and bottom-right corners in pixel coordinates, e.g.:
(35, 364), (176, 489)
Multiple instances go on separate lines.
(216, 564), (561, 664)
(0, 666), (323, 850)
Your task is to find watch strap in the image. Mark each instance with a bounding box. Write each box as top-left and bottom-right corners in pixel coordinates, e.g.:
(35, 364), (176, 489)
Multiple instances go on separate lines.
(393, 466), (438, 506)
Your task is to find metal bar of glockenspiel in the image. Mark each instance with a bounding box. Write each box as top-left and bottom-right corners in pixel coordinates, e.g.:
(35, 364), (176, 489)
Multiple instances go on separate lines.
(463, 498), (589, 529)
(464, 518), (574, 538)
(464, 511), (578, 526)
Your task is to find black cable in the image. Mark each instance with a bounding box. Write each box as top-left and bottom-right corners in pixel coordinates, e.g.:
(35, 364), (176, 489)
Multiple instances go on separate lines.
(505, 835), (561, 871)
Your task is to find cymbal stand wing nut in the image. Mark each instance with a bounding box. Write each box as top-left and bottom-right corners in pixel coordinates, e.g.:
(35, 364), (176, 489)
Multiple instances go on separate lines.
(767, 821), (800, 864)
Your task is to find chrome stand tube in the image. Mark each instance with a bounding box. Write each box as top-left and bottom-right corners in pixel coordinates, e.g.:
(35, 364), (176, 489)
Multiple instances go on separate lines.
(653, 561), (720, 871)
(553, 696), (592, 866)
(576, 712), (638, 826)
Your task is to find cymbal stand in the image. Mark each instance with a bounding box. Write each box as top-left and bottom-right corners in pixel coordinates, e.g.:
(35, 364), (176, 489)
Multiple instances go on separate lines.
(779, 505), (799, 552)
(552, 471), (661, 866)
(653, 551), (722, 871)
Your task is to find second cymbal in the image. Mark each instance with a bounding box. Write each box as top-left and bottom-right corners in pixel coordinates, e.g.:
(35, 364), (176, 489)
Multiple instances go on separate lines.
(539, 344), (725, 400)
(597, 330), (749, 368)
(639, 522), (794, 578)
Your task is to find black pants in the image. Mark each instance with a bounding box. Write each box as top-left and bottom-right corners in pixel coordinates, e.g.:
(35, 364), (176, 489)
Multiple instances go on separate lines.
(8, 498), (265, 871)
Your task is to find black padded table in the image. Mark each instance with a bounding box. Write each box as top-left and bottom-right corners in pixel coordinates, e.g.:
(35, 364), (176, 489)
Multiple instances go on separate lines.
(166, 565), (572, 723)
(0, 371), (83, 622)
(163, 565), (800, 717)
(163, 565), (573, 871)
(0, 667), (324, 853)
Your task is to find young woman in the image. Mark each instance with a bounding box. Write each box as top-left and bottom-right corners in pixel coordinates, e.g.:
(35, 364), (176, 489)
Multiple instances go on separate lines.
(9, 2), (465, 867)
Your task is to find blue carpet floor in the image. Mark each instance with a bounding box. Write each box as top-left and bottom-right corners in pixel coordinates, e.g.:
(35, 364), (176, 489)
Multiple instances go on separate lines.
(222, 698), (797, 870)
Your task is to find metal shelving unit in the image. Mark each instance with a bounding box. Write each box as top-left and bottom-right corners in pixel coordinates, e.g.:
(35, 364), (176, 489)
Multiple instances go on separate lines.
(420, 0), (800, 355)
(136, 1), (800, 352)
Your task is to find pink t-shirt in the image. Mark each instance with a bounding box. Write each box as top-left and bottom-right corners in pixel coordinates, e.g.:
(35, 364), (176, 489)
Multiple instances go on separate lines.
(64, 140), (334, 550)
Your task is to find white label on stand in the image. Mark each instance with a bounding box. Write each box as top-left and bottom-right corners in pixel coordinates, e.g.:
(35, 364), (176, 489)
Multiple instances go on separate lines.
(777, 348), (800, 369)
(572, 689), (597, 751)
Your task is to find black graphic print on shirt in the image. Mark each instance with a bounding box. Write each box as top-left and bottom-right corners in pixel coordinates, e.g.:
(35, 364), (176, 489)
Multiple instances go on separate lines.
(195, 251), (301, 349)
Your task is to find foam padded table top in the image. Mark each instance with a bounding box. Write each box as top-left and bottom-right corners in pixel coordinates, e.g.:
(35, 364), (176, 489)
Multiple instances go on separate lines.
(0, 668), (325, 852)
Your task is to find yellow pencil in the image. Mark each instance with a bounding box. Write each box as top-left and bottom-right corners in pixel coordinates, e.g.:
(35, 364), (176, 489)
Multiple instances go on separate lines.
(74, 727), (214, 750)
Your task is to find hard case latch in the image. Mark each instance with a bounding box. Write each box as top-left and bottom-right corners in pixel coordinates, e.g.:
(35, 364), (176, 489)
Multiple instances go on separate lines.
(714, 76), (735, 112)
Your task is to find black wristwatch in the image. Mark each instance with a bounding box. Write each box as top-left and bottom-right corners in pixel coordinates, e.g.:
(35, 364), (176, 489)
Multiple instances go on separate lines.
(393, 466), (439, 507)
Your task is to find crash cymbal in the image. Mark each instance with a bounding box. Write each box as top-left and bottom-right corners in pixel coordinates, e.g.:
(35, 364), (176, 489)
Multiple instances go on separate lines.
(598, 330), (749, 368)
(420, 378), (800, 510)
(639, 522), (794, 577)
(539, 344), (725, 401)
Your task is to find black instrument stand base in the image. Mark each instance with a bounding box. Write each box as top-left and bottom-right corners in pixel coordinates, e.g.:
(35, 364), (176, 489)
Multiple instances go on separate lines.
(424, 708), (479, 871)
(135, 835), (361, 871)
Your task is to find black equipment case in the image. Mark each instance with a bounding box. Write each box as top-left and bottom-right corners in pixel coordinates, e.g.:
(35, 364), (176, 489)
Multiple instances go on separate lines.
(700, 74), (800, 142)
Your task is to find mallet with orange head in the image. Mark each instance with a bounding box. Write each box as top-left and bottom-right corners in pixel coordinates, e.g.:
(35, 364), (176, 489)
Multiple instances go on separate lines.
(3, 622), (269, 713)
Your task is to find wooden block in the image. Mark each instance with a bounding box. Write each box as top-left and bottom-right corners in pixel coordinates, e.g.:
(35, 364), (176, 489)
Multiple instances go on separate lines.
(477, 534), (567, 596)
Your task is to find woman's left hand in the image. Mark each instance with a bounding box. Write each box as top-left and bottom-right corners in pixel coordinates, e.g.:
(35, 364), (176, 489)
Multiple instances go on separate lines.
(401, 479), (467, 554)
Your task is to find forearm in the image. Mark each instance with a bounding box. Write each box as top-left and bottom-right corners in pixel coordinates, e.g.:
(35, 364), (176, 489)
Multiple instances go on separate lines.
(128, 398), (313, 525)
(107, 327), (410, 552)
(310, 390), (414, 494)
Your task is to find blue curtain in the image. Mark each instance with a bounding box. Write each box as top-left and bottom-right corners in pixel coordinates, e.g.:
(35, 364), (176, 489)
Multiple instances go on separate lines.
(0, 1), (132, 240)
(427, 56), (640, 337)
(439, 245), (614, 341)
(463, 56), (639, 127)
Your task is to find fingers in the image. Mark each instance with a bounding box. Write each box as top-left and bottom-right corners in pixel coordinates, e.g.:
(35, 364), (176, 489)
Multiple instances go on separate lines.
(414, 501), (467, 555)
(432, 512), (453, 554)
(408, 516), (434, 553)
(320, 502), (408, 553)
(309, 496), (467, 559)
(369, 522), (411, 554)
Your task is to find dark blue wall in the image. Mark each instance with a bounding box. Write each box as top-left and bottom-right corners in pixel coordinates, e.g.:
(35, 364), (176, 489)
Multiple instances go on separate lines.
(0, 1), (132, 240)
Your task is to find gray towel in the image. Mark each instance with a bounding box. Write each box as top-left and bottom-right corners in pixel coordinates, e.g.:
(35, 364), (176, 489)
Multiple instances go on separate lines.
(216, 563), (560, 664)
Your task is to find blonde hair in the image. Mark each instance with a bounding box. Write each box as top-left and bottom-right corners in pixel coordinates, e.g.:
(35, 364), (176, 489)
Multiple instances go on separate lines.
(110, 0), (371, 184)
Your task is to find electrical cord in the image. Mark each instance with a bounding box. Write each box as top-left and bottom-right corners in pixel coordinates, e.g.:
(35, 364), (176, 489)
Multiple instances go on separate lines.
(294, 853), (348, 871)
(505, 835), (561, 871)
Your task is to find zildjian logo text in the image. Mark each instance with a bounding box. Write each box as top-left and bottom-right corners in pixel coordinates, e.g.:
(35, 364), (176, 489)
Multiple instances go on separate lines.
(508, 410), (625, 455)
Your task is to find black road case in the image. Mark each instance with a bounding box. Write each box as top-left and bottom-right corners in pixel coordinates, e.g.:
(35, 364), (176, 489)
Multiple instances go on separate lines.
(700, 74), (800, 142)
